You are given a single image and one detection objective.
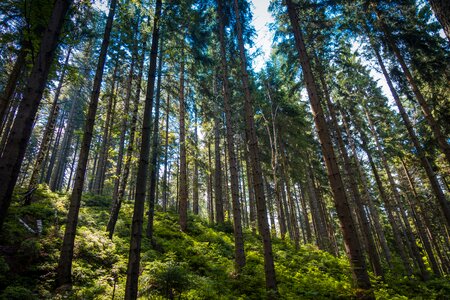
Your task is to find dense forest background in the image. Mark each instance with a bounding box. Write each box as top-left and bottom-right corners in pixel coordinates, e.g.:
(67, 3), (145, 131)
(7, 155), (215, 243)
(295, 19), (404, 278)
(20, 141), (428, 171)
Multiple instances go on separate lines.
(0, 0), (449, 298)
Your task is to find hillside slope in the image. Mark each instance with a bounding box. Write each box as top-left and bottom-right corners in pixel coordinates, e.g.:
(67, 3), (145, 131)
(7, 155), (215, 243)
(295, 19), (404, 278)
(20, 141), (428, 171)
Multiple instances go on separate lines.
(0, 186), (449, 299)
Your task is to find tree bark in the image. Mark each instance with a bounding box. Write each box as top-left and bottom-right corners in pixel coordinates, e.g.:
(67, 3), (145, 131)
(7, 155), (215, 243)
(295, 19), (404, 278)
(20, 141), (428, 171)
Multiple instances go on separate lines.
(428, 0), (450, 42)
(214, 114), (224, 224)
(178, 48), (188, 232)
(286, 0), (372, 294)
(217, 0), (246, 270)
(375, 9), (450, 166)
(125, 0), (161, 297)
(367, 34), (450, 228)
(55, 0), (116, 287)
(0, 0), (72, 230)
(27, 48), (72, 199)
(146, 35), (164, 240)
(233, 0), (277, 293)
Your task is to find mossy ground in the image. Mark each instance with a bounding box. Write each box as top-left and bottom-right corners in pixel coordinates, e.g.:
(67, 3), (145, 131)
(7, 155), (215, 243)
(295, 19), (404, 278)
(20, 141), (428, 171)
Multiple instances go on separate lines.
(0, 186), (449, 299)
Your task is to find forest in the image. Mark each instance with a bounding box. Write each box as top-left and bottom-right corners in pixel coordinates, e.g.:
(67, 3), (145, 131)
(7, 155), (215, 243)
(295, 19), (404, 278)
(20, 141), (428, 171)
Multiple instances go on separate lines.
(0, 0), (449, 298)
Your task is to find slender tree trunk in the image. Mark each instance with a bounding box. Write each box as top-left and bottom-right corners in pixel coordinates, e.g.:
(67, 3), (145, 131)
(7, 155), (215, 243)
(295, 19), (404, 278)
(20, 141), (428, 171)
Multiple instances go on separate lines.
(399, 157), (441, 276)
(217, 0), (245, 269)
(162, 95), (170, 212)
(317, 63), (383, 277)
(297, 183), (312, 243)
(0, 99), (19, 155)
(355, 118), (414, 276)
(207, 140), (214, 223)
(66, 135), (79, 192)
(192, 103), (199, 215)
(374, 9), (450, 166)
(368, 36), (450, 227)
(340, 111), (392, 267)
(178, 47), (188, 232)
(214, 114), (224, 224)
(27, 48), (72, 199)
(363, 105), (429, 280)
(93, 62), (119, 195)
(50, 91), (78, 191)
(55, 0), (116, 287)
(125, 0), (161, 297)
(146, 36), (164, 240)
(286, 0), (372, 293)
(233, 0), (277, 293)
(0, 40), (29, 131)
(108, 35), (146, 238)
(244, 146), (256, 233)
(427, 0), (450, 42)
(107, 16), (140, 238)
(0, 0), (72, 230)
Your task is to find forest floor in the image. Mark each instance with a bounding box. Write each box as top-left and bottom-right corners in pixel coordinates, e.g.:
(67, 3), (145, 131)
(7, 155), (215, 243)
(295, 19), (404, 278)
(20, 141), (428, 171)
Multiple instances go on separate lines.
(0, 185), (449, 299)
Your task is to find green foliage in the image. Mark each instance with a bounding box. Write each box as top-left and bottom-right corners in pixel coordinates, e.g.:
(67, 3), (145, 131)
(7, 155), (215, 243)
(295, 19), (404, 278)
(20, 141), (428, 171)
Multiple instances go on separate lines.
(1, 186), (449, 299)
(0, 285), (37, 300)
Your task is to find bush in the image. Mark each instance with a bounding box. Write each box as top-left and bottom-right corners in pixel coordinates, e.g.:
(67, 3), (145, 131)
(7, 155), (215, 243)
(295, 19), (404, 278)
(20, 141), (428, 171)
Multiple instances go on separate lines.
(0, 286), (37, 300)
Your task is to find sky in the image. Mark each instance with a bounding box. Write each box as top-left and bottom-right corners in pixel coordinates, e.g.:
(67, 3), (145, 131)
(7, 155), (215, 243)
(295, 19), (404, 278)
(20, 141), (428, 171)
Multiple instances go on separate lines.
(249, 0), (275, 72)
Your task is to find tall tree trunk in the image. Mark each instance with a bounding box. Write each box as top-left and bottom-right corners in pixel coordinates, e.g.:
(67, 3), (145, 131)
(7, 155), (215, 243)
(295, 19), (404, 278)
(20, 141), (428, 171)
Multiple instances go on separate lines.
(0, 40), (29, 131)
(46, 109), (67, 187)
(125, 0), (162, 297)
(50, 90), (79, 191)
(363, 105), (429, 280)
(297, 182), (312, 243)
(367, 35), (450, 228)
(146, 35), (164, 240)
(285, 0), (372, 294)
(0, 99), (19, 155)
(27, 48), (71, 199)
(399, 156), (441, 276)
(428, 0), (450, 41)
(355, 117), (414, 276)
(207, 139), (214, 223)
(55, 0), (117, 287)
(233, 0), (277, 293)
(214, 114), (224, 224)
(178, 48), (188, 232)
(162, 95), (170, 212)
(217, 0), (245, 269)
(374, 9), (450, 166)
(192, 103), (199, 215)
(0, 0), (72, 230)
(317, 62), (383, 277)
(107, 16), (140, 238)
(93, 61), (119, 195)
(340, 111), (392, 267)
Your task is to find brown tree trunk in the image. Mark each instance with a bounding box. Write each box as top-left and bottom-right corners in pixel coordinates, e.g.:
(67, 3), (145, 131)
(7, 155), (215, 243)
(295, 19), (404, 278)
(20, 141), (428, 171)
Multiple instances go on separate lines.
(178, 49), (188, 232)
(286, 0), (372, 294)
(162, 95), (170, 212)
(233, 0), (277, 293)
(192, 103), (199, 215)
(368, 35), (450, 227)
(27, 48), (71, 199)
(375, 9), (450, 166)
(0, 40), (29, 131)
(207, 139), (214, 223)
(107, 17), (141, 238)
(0, 0), (72, 230)
(56, 0), (116, 287)
(217, 0), (245, 269)
(364, 106), (429, 280)
(93, 62), (119, 195)
(146, 36), (164, 240)
(428, 0), (450, 41)
(214, 114), (224, 224)
(125, 0), (162, 297)
(317, 62), (383, 276)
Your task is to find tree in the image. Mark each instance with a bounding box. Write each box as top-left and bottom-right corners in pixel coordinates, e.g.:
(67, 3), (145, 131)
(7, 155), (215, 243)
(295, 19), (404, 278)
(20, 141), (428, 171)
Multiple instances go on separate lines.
(0, 0), (72, 230)
(55, 0), (117, 287)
